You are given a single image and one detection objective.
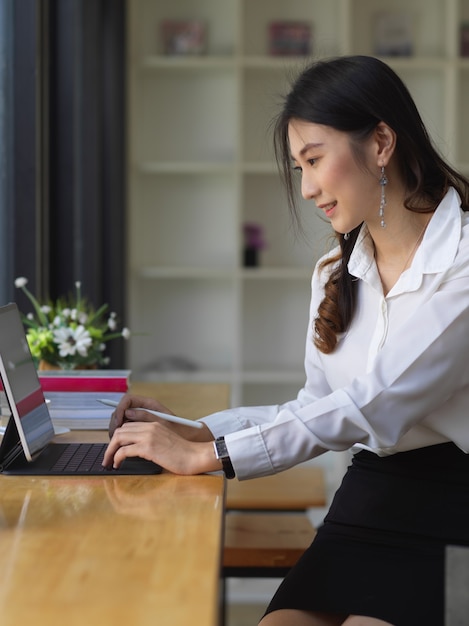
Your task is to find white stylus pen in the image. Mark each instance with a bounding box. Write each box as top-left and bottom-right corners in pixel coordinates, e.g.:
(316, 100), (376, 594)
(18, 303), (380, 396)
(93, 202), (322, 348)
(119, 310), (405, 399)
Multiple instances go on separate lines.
(98, 398), (204, 429)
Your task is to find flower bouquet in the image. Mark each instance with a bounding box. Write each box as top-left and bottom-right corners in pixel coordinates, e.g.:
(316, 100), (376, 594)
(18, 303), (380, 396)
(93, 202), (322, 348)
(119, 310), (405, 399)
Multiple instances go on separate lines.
(15, 277), (130, 370)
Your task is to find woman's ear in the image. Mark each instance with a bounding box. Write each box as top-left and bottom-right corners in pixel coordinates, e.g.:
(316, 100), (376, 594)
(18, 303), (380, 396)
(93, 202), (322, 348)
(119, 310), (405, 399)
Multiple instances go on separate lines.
(374, 121), (396, 166)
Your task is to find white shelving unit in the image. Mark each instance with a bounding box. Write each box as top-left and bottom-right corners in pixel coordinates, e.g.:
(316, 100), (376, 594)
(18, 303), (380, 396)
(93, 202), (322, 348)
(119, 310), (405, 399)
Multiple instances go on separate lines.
(126, 0), (469, 407)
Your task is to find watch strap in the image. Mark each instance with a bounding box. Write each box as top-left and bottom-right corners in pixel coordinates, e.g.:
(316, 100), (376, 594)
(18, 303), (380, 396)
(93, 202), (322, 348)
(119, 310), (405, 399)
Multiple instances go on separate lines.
(213, 436), (235, 479)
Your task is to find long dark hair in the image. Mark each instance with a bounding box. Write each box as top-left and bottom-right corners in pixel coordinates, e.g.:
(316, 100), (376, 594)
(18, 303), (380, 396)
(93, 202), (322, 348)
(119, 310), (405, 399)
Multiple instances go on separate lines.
(274, 55), (469, 353)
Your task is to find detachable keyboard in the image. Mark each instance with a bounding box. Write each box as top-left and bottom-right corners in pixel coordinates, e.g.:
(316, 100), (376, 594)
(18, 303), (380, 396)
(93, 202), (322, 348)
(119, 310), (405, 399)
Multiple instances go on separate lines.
(2, 441), (162, 475)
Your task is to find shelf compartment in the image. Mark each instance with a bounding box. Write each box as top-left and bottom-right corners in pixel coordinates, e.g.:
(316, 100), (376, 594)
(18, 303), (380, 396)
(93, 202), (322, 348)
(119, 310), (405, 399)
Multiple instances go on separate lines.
(241, 280), (311, 372)
(349, 0), (449, 58)
(135, 68), (238, 163)
(128, 278), (238, 375)
(133, 0), (238, 57)
(241, 66), (292, 164)
(241, 0), (342, 58)
(130, 172), (238, 269)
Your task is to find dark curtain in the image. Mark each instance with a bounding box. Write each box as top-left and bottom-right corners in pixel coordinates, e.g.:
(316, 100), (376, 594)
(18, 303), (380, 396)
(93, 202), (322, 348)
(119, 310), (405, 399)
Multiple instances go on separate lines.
(1, 0), (46, 305)
(3, 0), (127, 367)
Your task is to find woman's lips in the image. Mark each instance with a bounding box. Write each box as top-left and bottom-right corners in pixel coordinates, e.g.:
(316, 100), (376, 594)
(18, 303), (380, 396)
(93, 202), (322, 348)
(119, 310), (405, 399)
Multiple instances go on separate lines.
(319, 201), (337, 217)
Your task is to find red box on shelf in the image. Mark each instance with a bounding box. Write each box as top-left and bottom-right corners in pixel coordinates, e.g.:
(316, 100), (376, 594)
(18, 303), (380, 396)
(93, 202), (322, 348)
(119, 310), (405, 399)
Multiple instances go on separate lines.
(268, 21), (312, 57)
(161, 20), (207, 56)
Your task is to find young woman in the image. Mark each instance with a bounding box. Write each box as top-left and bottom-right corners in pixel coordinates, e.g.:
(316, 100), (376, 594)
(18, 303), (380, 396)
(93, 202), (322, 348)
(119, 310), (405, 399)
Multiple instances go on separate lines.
(103, 56), (469, 625)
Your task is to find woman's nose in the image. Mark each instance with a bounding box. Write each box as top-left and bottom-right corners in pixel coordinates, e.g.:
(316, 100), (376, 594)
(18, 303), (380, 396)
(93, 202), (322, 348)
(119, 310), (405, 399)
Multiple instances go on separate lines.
(301, 173), (318, 200)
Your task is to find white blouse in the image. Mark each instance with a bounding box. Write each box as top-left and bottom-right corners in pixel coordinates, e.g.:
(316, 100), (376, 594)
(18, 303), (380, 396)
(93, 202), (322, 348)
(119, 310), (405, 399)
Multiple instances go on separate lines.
(201, 188), (469, 480)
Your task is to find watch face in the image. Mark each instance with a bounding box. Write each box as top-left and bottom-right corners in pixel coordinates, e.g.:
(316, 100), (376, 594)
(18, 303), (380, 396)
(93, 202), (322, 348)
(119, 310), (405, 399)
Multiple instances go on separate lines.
(215, 437), (229, 459)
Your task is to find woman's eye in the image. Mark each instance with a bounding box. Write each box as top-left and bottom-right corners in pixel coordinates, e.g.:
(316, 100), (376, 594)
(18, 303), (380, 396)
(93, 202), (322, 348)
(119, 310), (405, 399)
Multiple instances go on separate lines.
(292, 165), (302, 173)
(307, 158), (317, 166)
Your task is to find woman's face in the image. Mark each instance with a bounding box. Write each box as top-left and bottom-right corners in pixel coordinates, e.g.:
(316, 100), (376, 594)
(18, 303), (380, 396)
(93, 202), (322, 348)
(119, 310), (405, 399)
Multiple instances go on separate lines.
(288, 119), (381, 234)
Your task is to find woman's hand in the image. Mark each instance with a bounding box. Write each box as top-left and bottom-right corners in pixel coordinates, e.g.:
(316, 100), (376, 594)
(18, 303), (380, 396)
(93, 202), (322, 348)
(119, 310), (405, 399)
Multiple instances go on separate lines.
(108, 393), (211, 442)
(108, 393), (173, 437)
(102, 420), (221, 475)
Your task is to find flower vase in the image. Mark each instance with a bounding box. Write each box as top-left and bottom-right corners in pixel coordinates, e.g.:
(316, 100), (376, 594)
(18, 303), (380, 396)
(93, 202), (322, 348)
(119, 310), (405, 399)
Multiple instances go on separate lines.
(38, 360), (61, 371)
(244, 247), (259, 268)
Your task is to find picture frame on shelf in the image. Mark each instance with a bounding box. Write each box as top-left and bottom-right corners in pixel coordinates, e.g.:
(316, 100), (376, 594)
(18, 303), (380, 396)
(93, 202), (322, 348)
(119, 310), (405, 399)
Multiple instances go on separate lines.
(373, 12), (414, 57)
(161, 20), (207, 56)
(268, 21), (312, 57)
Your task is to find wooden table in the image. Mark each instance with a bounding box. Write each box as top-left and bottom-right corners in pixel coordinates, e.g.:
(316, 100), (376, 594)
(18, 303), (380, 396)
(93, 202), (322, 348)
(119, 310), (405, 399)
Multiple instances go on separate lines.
(0, 431), (225, 626)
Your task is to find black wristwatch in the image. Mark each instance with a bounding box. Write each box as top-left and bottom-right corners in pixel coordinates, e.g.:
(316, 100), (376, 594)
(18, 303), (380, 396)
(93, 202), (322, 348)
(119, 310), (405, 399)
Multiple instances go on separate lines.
(213, 436), (235, 479)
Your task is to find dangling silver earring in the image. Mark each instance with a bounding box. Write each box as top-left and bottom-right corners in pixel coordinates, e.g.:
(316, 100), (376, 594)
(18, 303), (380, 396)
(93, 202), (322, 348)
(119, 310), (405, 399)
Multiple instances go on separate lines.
(343, 232), (350, 241)
(379, 165), (387, 228)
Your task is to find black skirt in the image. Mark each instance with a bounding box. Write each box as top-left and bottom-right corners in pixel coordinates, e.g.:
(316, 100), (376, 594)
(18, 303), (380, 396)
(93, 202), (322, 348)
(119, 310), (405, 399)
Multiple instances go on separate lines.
(264, 443), (469, 626)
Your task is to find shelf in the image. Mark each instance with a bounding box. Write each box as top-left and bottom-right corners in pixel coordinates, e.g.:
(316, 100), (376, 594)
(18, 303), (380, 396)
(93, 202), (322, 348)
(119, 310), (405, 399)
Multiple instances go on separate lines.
(241, 370), (306, 384)
(138, 267), (313, 280)
(138, 267), (236, 279)
(241, 268), (312, 280)
(128, 0), (467, 406)
(132, 369), (234, 384)
(141, 55), (236, 70)
(137, 162), (236, 174)
(240, 56), (313, 69)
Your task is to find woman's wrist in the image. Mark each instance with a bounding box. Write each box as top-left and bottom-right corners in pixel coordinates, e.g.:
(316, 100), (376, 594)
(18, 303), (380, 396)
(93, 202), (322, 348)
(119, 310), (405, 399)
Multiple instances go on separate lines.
(191, 440), (225, 474)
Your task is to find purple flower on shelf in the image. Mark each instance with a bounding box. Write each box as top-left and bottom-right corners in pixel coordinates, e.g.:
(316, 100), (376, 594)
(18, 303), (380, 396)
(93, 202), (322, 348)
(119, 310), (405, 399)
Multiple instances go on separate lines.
(243, 222), (266, 268)
(243, 222), (266, 250)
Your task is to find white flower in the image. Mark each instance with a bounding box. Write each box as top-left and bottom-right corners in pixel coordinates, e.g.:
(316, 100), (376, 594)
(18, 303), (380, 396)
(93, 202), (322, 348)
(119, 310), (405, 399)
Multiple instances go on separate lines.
(53, 325), (93, 357)
(77, 311), (88, 325)
(41, 305), (52, 314)
(122, 327), (130, 340)
(108, 317), (117, 331)
(74, 326), (93, 356)
(14, 277), (28, 288)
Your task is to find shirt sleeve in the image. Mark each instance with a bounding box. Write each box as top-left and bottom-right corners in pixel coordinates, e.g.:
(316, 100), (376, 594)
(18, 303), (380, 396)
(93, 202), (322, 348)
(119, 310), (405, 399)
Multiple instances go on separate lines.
(203, 251), (469, 479)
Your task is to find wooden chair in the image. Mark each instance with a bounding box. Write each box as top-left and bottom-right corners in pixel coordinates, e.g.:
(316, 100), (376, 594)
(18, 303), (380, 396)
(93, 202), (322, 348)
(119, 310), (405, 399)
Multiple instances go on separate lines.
(226, 465), (326, 511)
(221, 465), (324, 624)
(221, 511), (316, 624)
(223, 511), (316, 576)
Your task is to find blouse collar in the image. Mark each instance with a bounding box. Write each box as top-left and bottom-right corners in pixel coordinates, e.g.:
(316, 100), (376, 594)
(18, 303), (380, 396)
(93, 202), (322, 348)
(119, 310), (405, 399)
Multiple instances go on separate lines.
(347, 187), (463, 296)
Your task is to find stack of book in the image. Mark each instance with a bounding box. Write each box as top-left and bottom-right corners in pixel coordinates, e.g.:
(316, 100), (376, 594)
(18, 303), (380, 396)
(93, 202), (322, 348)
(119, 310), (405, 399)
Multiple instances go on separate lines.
(40, 369), (131, 430)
